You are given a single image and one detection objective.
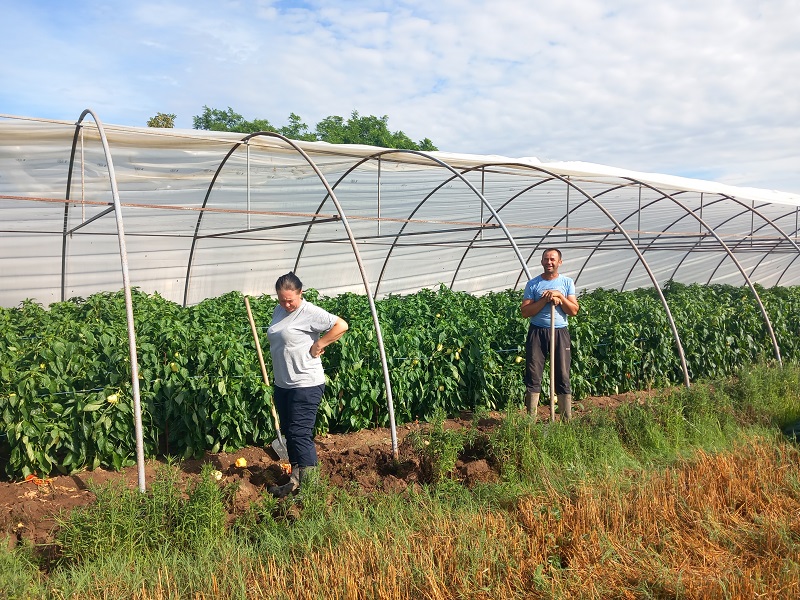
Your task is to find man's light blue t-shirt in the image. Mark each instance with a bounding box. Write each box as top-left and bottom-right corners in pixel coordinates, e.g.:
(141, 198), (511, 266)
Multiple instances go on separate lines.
(523, 274), (575, 328)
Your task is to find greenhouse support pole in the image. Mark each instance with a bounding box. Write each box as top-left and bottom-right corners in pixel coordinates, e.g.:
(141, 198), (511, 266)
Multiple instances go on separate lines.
(301, 184), (400, 458)
(377, 157), (381, 237)
(637, 186), (642, 245)
(246, 142), (251, 230)
(80, 126), (86, 222)
(635, 183), (783, 365)
(480, 168), (485, 241)
(288, 150), (399, 458)
(566, 178), (570, 244)
(74, 109), (147, 493)
(196, 132), (401, 458)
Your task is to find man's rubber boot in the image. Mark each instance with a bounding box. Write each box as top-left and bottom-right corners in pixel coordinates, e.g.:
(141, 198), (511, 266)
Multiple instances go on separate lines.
(269, 464), (300, 498)
(524, 391), (540, 419)
(557, 394), (572, 421)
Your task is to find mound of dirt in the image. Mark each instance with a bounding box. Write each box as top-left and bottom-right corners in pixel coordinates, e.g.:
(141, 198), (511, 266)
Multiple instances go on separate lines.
(0, 392), (648, 552)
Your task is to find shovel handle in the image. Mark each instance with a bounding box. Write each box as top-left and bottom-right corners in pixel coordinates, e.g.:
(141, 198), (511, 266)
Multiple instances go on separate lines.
(244, 296), (283, 438)
(550, 302), (556, 423)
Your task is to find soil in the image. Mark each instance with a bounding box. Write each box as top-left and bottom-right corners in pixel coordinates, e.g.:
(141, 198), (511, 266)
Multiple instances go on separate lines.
(0, 392), (650, 553)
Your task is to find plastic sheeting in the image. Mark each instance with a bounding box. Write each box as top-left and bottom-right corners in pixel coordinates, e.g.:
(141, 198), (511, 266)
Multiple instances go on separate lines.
(2, 114), (799, 308)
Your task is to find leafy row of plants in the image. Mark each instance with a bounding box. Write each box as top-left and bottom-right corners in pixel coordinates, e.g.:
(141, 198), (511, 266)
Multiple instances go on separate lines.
(1, 282), (798, 478)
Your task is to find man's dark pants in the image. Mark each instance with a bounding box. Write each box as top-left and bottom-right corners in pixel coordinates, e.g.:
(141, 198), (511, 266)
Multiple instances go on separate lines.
(524, 324), (572, 395)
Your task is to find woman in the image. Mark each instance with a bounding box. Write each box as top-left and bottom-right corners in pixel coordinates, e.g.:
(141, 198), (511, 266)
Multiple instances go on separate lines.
(266, 272), (348, 497)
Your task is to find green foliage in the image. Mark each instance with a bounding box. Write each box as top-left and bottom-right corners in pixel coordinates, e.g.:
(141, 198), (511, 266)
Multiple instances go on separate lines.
(407, 409), (471, 484)
(0, 537), (43, 597)
(54, 461), (230, 567)
(146, 112), (176, 128)
(192, 106), (439, 150)
(192, 106), (258, 133)
(491, 364), (799, 492)
(1, 284), (799, 478)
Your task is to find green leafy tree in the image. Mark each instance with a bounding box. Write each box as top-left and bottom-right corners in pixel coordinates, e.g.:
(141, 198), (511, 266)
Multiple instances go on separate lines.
(147, 112), (176, 128)
(314, 115), (347, 144)
(278, 112), (317, 141)
(192, 107), (438, 150)
(192, 106), (259, 132)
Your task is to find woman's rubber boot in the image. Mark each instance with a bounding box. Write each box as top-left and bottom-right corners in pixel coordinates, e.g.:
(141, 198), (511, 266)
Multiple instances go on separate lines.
(524, 391), (540, 419)
(299, 465), (319, 487)
(269, 464), (300, 498)
(557, 394), (572, 421)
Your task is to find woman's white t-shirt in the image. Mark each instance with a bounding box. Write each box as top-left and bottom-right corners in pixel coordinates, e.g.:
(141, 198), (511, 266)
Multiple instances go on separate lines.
(267, 299), (337, 388)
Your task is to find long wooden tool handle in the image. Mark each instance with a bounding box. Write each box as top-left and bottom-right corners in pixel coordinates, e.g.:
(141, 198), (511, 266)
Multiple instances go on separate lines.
(550, 302), (556, 423)
(244, 296), (282, 435)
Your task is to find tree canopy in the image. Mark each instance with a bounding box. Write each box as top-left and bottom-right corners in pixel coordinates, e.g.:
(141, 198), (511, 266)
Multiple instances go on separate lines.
(192, 106), (437, 151)
(146, 112), (176, 128)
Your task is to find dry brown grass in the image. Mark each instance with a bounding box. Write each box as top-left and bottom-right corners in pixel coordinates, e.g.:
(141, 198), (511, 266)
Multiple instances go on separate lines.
(243, 437), (800, 600)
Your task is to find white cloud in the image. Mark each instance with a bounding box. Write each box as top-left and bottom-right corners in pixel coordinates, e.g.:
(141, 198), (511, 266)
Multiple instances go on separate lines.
(1, 0), (798, 193)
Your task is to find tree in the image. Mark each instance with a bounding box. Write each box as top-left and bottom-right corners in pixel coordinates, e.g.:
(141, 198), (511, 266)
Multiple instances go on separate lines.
(192, 107), (438, 150)
(278, 112), (316, 141)
(147, 112), (176, 128)
(192, 106), (252, 132)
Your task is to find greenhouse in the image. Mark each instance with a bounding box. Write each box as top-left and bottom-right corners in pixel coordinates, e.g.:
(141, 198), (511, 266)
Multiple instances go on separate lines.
(1, 110), (799, 485)
(3, 111), (799, 306)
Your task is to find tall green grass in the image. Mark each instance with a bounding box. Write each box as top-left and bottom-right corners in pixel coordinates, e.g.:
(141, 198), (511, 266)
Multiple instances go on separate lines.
(2, 361), (799, 599)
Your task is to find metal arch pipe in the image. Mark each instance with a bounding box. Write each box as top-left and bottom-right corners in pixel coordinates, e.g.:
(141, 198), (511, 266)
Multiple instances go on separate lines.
(564, 185), (693, 291)
(571, 187), (793, 356)
(740, 207), (800, 283)
(652, 197), (799, 288)
(699, 197), (800, 286)
(66, 109), (147, 493)
(449, 176), (555, 290)
(619, 191), (698, 290)
(703, 209), (776, 285)
(598, 188), (785, 363)
(660, 196), (761, 284)
(769, 216), (800, 286)
(533, 191), (617, 290)
(373, 172), (462, 297)
(617, 181), (783, 365)
(515, 182), (651, 290)
(292, 155), (380, 278)
(183, 139), (249, 307)
(62, 124), (84, 301)
(290, 152), (535, 296)
(291, 160), (489, 298)
(662, 196), (732, 284)
(354, 150), (535, 284)
(648, 195), (800, 287)
(464, 163), (692, 388)
(186, 132), (402, 458)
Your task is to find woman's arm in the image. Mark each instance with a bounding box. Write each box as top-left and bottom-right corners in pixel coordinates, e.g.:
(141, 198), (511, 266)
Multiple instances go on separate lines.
(310, 317), (349, 357)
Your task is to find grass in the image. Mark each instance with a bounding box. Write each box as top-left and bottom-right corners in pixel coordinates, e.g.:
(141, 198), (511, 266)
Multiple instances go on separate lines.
(2, 361), (800, 599)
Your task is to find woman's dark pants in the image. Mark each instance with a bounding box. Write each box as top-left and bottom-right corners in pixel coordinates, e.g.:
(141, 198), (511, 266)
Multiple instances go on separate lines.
(273, 384), (325, 468)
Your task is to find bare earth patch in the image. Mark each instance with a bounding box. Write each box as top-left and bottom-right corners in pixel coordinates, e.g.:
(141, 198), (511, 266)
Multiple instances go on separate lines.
(0, 391), (654, 551)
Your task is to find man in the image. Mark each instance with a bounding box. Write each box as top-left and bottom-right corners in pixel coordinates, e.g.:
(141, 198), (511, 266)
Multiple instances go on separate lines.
(520, 248), (580, 420)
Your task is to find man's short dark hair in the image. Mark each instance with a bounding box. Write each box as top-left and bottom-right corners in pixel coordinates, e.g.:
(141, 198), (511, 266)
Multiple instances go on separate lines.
(542, 248), (562, 260)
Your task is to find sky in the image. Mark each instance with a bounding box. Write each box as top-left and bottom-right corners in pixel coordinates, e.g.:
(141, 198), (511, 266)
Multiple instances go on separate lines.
(2, 0), (799, 194)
